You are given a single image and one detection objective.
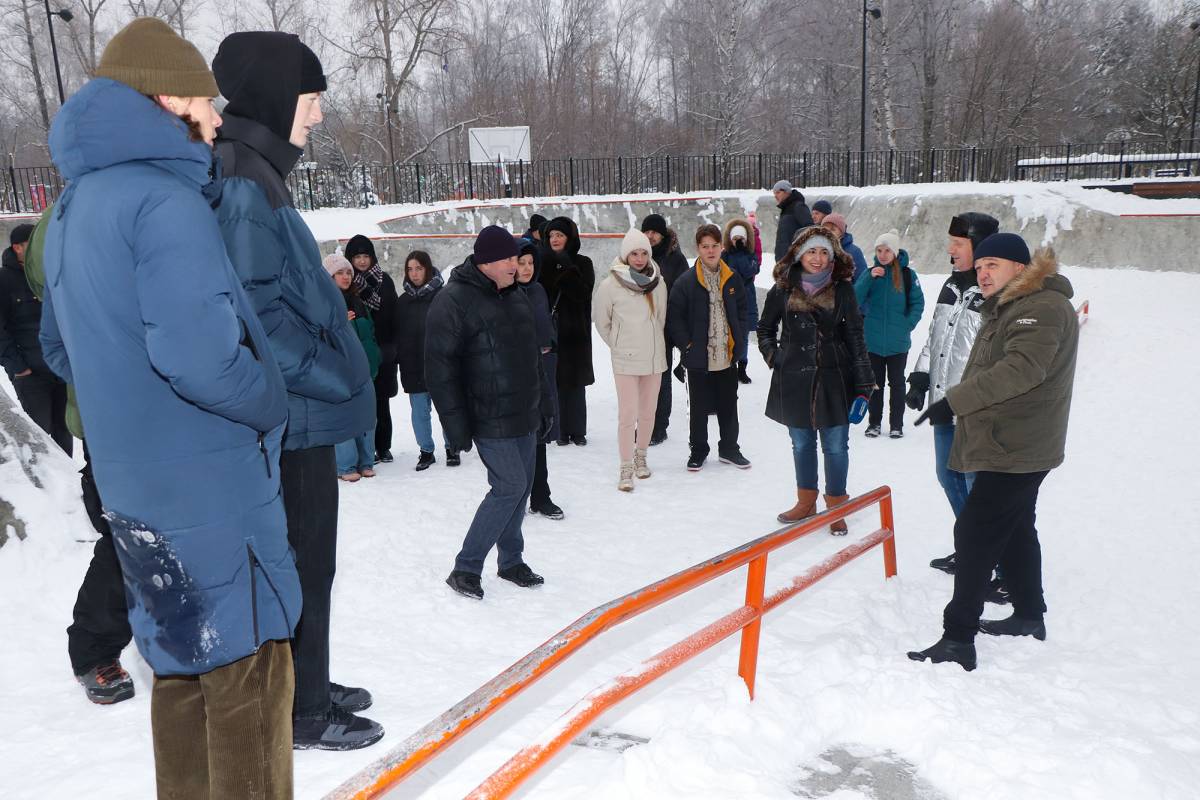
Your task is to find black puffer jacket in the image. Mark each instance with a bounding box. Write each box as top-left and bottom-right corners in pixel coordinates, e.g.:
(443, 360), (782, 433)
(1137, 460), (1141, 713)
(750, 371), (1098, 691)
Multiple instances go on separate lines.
(425, 257), (550, 448)
(774, 189), (815, 263)
(758, 249), (874, 430)
(539, 217), (595, 389)
(0, 247), (50, 378)
(652, 229), (690, 292)
(395, 268), (444, 394)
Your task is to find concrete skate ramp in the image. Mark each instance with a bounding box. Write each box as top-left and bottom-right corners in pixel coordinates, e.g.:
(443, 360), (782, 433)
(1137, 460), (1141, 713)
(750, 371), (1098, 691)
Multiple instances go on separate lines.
(321, 184), (1197, 278)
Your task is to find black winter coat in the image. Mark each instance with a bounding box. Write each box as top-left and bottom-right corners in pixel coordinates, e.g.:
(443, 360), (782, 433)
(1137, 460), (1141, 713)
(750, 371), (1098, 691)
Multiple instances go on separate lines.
(652, 229), (690, 292)
(395, 269), (443, 394)
(667, 261), (749, 372)
(425, 257), (550, 448)
(539, 223), (595, 389)
(0, 247), (50, 378)
(757, 270), (874, 430)
(774, 190), (815, 263)
(371, 272), (400, 396)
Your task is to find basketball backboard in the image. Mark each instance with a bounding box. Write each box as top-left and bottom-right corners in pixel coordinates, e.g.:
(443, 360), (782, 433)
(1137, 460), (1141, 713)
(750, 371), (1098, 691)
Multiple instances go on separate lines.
(468, 126), (531, 164)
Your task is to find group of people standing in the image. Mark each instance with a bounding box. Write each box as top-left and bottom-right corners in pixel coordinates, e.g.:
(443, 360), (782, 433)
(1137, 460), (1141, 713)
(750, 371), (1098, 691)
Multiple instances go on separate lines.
(0, 16), (1081, 798)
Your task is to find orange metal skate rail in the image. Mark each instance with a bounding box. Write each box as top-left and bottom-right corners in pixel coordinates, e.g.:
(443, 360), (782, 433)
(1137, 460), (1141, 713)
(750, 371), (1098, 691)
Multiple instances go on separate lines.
(325, 486), (897, 800)
(1076, 300), (1089, 326)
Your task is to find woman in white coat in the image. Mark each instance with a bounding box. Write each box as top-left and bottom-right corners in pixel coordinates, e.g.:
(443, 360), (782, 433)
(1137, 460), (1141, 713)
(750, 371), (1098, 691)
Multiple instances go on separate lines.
(594, 229), (668, 491)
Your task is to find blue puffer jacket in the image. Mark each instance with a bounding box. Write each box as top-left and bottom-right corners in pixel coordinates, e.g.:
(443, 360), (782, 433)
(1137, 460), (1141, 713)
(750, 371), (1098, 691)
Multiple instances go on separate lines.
(40, 79), (301, 676)
(853, 249), (926, 357)
(214, 115), (374, 450)
(840, 232), (869, 283)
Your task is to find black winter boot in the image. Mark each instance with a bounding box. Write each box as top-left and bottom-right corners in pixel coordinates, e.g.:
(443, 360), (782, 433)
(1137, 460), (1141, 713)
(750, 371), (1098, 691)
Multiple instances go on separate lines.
(416, 450), (435, 471)
(446, 570), (484, 600)
(498, 563), (544, 588)
(445, 448), (461, 467)
(979, 614), (1046, 640)
(330, 682), (373, 713)
(293, 707), (385, 750)
(929, 552), (957, 574)
(529, 500), (564, 520)
(907, 638), (977, 671)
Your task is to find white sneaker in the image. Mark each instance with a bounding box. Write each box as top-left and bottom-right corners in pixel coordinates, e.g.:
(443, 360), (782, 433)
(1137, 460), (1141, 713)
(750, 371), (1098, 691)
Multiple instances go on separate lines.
(633, 449), (651, 479)
(618, 462), (635, 492)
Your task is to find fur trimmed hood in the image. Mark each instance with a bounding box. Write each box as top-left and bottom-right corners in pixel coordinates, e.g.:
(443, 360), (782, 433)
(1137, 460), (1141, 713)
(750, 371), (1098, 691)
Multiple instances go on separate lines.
(773, 226), (854, 314)
(997, 247), (1072, 306)
(722, 217), (753, 251)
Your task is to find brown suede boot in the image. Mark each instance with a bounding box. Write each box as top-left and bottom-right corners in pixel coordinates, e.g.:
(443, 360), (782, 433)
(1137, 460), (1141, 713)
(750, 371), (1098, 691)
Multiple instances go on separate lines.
(778, 489), (819, 524)
(824, 494), (850, 535)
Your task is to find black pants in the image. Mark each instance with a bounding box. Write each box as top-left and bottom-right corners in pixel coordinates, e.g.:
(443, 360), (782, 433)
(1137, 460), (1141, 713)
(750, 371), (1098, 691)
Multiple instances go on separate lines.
(374, 379), (393, 456)
(13, 372), (73, 456)
(280, 445), (339, 718)
(67, 441), (132, 675)
(868, 352), (907, 430)
(943, 470), (1049, 643)
(531, 440), (552, 506)
(686, 367), (739, 457)
(558, 386), (587, 440)
(653, 346), (674, 438)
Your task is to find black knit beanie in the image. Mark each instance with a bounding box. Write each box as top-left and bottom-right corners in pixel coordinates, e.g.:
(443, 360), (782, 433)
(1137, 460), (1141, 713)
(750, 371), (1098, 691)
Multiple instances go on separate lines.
(640, 213), (668, 238)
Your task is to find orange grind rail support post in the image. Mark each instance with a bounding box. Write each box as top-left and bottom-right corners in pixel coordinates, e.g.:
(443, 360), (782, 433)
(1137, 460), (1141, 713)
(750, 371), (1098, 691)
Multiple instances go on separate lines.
(1076, 300), (1089, 326)
(880, 489), (898, 579)
(737, 554), (769, 699)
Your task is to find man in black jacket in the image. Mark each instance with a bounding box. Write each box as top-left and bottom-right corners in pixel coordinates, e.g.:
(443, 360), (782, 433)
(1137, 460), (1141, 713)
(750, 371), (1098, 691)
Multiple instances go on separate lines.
(641, 213), (689, 445)
(1, 223), (71, 454)
(427, 226), (553, 600)
(772, 180), (814, 263)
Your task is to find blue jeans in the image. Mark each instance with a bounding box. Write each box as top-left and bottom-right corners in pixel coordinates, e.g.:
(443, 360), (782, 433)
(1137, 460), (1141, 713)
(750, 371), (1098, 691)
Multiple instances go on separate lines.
(933, 423), (974, 518)
(454, 433), (536, 575)
(409, 392), (447, 454)
(787, 425), (849, 495)
(336, 427), (375, 474)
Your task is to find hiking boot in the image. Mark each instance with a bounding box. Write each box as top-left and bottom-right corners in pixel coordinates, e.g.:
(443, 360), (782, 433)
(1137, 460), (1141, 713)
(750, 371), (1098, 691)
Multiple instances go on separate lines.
(618, 461), (635, 492)
(77, 660), (135, 705)
(907, 638), (977, 672)
(985, 577), (1011, 605)
(929, 552), (957, 574)
(293, 707), (385, 751)
(778, 488), (819, 524)
(633, 449), (651, 479)
(416, 450), (436, 471)
(979, 614), (1047, 641)
(650, 431), (667, 446)
(446, 570), (484, 600)
(330, 682), (373, 713)
(737, 362), (752, 384)
(687, 451), (706, 471)
(864, 425), (881, 438)
(824, 493), (850, 535)
(498, 563), (544, 588)
(375, 450), (393, 463)
(529, 500), (564, 520)
(718, 451), (751, 469)
(445, 448), (461, 467)
(338, 472), (361, 482)
(889, 428), (904, 439)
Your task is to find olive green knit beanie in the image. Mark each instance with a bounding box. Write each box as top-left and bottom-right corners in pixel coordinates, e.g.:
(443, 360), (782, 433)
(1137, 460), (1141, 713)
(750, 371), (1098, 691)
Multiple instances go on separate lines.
(97, 17), (218, 98)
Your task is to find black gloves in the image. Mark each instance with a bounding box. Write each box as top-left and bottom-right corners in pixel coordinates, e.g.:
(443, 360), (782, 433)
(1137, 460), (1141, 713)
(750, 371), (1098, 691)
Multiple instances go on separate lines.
(673, 363), (687, 383)
(538, 414), (556, 442)
(915, 398), (951, 426)
(906, 371), (930, 411)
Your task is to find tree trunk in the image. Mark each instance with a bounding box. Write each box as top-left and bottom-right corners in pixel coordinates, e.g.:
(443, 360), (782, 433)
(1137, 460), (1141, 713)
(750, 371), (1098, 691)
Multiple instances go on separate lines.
(21, 0), (52, 131)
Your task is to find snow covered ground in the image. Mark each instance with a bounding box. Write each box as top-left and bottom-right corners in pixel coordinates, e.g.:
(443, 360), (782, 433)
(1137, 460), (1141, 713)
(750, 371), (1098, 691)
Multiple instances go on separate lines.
(3, 264), (1199, 800)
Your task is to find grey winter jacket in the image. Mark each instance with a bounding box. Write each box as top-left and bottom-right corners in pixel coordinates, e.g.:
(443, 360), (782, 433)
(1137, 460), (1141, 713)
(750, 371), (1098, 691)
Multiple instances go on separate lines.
(914, 269), (985, 407)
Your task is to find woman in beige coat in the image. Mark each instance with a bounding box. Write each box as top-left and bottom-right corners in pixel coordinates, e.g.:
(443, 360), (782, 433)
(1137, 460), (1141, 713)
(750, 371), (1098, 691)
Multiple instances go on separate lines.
(594, 229), (669, 491)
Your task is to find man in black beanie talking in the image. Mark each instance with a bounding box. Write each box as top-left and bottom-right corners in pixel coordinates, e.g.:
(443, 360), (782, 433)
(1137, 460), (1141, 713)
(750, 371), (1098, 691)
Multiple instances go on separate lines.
(212, 32), (382, 751)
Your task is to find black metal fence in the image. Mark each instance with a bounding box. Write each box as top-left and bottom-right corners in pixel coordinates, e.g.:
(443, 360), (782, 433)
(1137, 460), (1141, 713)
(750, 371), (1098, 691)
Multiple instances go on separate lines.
(6, 138), (1198, 214)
